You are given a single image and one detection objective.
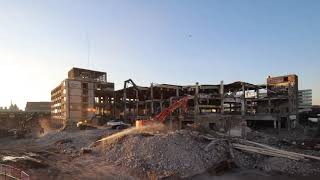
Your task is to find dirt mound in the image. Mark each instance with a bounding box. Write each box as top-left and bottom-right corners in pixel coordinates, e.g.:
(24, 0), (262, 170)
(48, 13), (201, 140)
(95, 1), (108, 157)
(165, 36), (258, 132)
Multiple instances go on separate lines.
(95, 127), (229, 178)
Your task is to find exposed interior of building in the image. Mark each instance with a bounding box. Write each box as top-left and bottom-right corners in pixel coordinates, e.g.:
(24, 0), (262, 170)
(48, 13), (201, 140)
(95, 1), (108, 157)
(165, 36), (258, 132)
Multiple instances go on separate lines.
(51, 67), (299, 130)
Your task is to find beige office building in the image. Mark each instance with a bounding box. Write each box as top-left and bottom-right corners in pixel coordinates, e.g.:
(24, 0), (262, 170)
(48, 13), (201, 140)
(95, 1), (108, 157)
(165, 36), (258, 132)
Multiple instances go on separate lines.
(51, 67), (114, 126)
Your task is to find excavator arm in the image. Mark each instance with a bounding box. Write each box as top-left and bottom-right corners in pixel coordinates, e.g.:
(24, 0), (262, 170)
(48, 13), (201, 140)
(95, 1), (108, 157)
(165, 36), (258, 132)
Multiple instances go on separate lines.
(154, 96), (192, 123)
(136, 95), (193, 127)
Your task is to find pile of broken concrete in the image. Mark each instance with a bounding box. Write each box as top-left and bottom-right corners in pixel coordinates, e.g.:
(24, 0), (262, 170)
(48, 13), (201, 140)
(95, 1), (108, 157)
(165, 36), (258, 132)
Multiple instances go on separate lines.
(93, 126), (320, 178)
(99, 129), (229, 178)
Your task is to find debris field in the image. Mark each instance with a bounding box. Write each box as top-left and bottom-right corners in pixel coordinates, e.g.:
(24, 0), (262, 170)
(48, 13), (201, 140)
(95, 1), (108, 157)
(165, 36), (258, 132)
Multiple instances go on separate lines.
(1, 124), (320, 180)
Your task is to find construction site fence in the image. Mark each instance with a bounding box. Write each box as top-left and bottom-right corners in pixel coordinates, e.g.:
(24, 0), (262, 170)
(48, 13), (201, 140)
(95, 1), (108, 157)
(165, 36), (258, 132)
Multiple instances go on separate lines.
(0, 164), (30, 180)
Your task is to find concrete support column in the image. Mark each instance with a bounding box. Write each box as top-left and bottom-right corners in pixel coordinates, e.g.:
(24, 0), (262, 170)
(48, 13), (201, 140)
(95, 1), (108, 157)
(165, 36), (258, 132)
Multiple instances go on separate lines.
(194, 82), (199, 115)
(128, 99), (131, 120)
(176, 87), (181, 114)
(287, 116), (291, 131)
(220, 81), (224, 114)
(135, 90), (139, 117)
(113, 92), (116, 119)
(255, 88), (259, 114)
(268, 99), (271, 113)
(150, 83), (154, 115)
(277, 115), (281, 133)
(160, 88), (163, 111)
(176, 87), (179, 97)
(123, 88), (127, 120)
(241, 83), (246, 116)
(176, 87), (181, 129)
(169, 97), (173, 129)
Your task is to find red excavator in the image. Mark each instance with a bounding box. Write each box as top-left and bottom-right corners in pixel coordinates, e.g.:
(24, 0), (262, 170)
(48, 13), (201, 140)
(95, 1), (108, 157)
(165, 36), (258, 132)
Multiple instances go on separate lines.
(135, 95), (194, 127)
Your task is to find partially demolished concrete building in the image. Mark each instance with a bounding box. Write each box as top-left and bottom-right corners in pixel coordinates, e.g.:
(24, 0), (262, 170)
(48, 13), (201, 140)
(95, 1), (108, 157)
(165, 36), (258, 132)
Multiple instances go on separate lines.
(51, 68), (114, 126)
(51, 67), (299, 130)
(115, 75), (299, 130)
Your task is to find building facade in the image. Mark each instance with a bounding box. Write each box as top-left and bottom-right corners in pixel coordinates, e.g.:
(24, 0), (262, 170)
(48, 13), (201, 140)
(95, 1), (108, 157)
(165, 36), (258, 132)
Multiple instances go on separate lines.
(298, 89), (312, 112)
(260, 74), (299, 115)
(51, 67), (114, 126)
(25, 102), (51, 113)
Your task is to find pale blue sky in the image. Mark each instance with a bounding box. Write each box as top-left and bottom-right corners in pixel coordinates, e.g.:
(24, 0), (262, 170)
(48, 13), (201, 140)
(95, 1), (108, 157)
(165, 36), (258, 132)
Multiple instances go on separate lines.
(0, 0), (319, 109)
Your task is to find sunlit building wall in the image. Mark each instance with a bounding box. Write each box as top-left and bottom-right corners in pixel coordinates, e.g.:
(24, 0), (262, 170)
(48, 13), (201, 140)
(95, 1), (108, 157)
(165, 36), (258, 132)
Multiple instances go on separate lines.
(51, 68), (114, 126)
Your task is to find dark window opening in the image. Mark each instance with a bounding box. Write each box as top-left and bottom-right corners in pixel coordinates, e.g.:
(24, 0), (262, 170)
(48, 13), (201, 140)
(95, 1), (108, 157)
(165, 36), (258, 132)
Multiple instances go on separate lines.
(82, 83), (88, 89)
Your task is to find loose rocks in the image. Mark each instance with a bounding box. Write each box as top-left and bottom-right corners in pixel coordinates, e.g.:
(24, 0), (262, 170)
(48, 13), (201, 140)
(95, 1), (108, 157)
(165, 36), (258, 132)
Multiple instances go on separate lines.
(100, 129), (229, 178)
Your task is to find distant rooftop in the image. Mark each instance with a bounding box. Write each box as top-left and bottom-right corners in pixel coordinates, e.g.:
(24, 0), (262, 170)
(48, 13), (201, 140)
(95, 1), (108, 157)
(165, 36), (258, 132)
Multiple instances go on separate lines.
(25, 102), (51, 113)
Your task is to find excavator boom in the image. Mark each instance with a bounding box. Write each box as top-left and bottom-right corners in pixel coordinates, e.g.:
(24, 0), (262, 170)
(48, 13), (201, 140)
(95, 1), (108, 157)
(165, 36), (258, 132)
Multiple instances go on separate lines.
(136, 95), (193, 127)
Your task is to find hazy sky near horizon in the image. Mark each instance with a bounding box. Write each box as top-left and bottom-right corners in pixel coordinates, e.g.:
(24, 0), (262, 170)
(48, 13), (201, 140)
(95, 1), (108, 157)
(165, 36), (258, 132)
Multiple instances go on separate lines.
(0, 0), (319, 109)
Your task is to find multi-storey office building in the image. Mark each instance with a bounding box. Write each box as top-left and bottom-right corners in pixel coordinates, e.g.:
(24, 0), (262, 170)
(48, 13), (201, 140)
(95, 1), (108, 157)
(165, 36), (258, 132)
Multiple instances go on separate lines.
(51, 67), (114, 126)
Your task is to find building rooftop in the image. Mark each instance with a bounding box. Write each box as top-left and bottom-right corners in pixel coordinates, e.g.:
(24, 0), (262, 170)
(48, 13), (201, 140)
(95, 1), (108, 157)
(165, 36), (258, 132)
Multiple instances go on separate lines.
(68, 67), (107, 82)
(25, 102), (51, 113)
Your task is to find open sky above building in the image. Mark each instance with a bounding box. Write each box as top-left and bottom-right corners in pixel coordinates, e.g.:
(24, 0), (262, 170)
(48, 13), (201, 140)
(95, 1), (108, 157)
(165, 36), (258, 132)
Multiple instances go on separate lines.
(0, 0), (319, 109)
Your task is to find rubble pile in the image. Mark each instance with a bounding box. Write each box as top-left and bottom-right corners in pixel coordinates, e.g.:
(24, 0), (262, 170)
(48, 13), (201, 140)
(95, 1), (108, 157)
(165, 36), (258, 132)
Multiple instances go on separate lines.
(3, 124), (320, 179)
(232, 145), (320, 176)
(258, 157), (320, 176)
(34, 129), (115, 151)
(54, 138), (78, 155)
(247, 130), (320, 157)
(232, 132), (320, 176)
(233, 149), (264, 169)
(100, 129), (229, 178)
(246, 131), (279, 146)
(94, 126), (320, 178)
